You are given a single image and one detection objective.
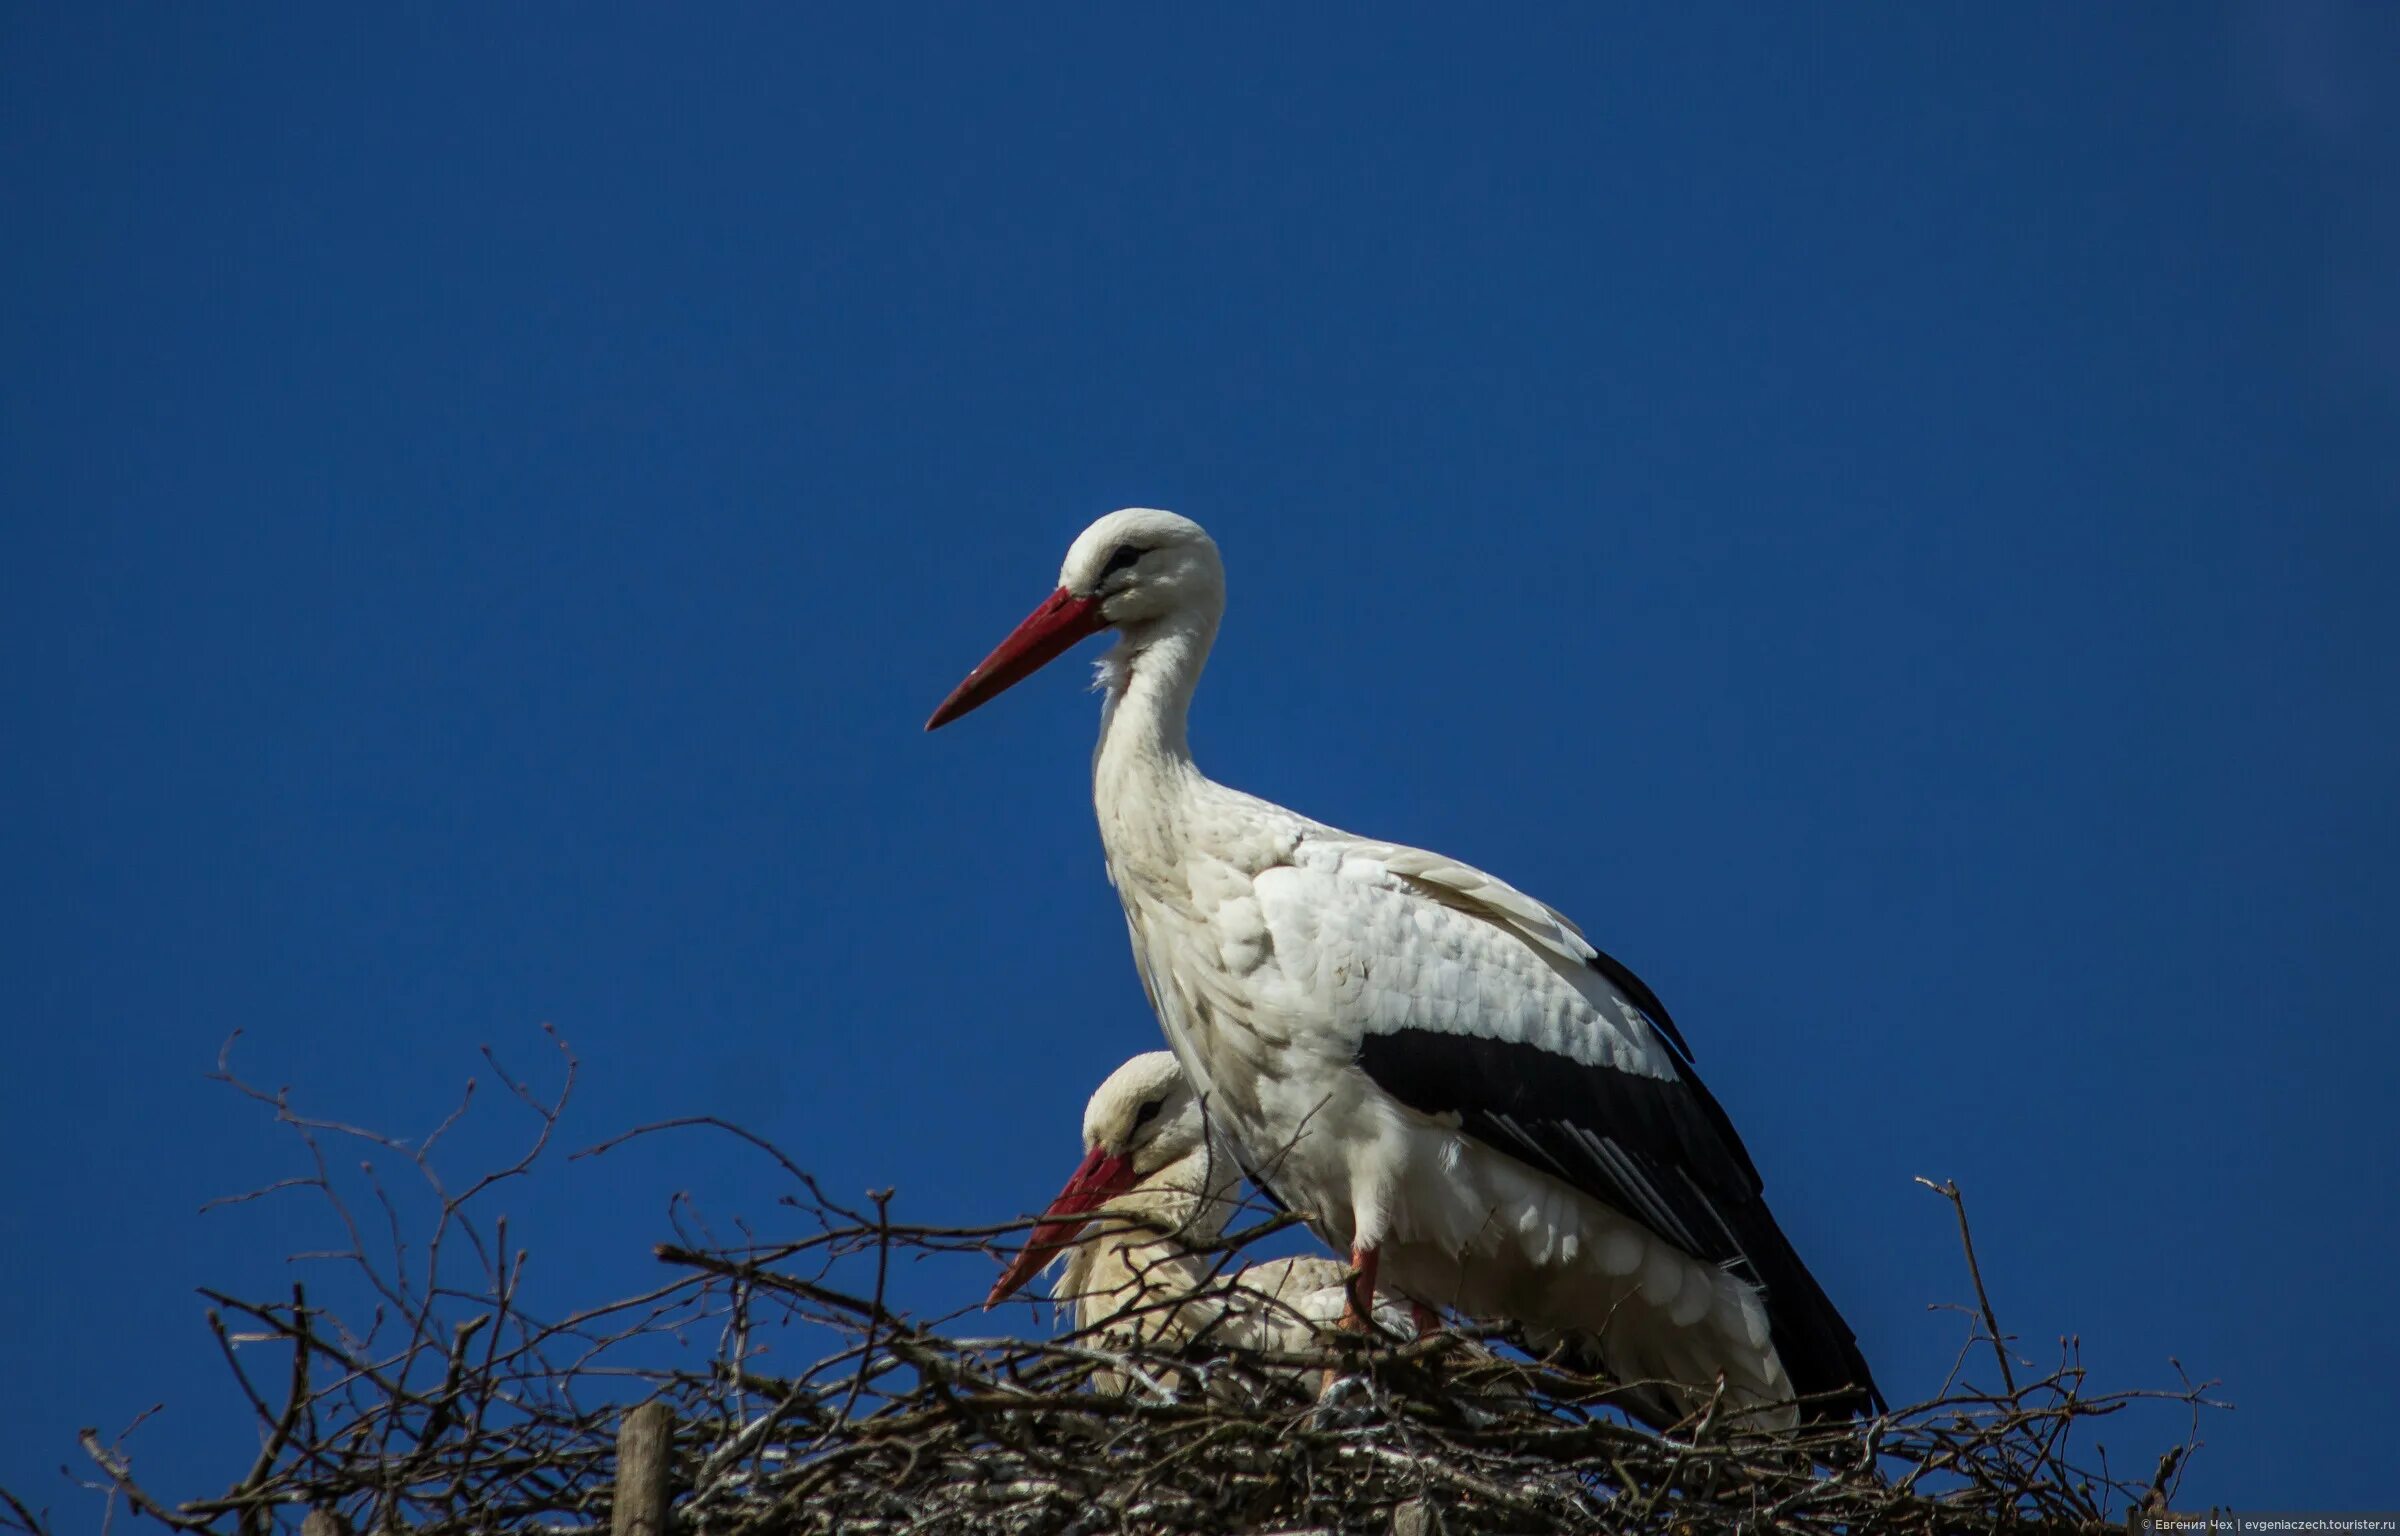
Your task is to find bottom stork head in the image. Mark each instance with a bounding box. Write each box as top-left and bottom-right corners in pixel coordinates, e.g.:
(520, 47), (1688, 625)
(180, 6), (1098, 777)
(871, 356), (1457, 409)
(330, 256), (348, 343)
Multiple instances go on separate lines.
(925, 509), (1223, 730)
(984, 1051), (1206, 1306)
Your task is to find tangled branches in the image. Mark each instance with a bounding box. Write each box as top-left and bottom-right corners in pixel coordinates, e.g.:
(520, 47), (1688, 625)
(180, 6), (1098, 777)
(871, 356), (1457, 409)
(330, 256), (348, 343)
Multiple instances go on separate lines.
(1, 1038), (2218, 1536)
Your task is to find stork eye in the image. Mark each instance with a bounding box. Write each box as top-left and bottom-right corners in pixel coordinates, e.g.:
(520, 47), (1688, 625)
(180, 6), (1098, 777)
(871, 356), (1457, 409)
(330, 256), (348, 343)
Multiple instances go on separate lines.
(1132, 1097), (1164, 1127)
(1100, 544), (1145, 580)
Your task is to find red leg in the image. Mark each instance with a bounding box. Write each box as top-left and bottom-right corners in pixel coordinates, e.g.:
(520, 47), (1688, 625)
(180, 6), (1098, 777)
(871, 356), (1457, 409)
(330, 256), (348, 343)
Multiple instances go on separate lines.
(1320, 1245), (1393, 1401)
(1341, 1244), (1380, 1332)
(1409, 1301), (1438, 1337)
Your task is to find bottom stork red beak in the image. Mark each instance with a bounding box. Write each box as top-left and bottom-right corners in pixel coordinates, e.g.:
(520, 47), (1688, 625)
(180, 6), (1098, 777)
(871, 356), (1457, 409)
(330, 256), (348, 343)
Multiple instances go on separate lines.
(984, 1144), (1139, 1307)
(925, 586), (1106, 730)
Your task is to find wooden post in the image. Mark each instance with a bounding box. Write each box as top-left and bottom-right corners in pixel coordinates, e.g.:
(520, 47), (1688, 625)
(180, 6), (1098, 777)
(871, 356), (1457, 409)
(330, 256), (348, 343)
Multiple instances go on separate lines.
(613, 1402), (675, 1536)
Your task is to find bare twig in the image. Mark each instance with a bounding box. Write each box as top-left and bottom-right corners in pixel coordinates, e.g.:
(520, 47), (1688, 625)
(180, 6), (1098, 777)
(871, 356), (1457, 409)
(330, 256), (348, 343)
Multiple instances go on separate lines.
(1915, 1176), (2019, 1397)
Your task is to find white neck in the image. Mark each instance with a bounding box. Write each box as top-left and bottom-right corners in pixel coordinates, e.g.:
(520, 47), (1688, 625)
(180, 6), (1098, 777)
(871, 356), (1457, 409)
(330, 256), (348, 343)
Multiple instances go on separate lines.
(1091, 614), (1217, 856)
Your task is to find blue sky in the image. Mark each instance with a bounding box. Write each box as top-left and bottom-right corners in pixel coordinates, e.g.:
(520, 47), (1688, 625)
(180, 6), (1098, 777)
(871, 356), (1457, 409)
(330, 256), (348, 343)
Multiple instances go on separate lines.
(5, 5), (2396, 1513)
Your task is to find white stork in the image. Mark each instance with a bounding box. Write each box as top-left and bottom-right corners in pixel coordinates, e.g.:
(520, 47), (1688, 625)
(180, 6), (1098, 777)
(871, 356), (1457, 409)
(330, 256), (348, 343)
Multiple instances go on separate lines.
(929, 509), (1881, 1428)
(984, 1051), (1417, 1378)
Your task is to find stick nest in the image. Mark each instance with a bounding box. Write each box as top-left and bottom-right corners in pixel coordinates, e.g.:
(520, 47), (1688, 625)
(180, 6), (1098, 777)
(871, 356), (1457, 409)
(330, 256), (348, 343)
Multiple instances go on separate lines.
(1, 1032), (2218, 1536)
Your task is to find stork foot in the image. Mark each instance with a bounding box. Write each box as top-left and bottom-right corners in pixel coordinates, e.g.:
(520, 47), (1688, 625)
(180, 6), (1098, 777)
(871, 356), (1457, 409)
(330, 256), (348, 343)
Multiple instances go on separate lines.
(1310, 1369), (1377, 1426)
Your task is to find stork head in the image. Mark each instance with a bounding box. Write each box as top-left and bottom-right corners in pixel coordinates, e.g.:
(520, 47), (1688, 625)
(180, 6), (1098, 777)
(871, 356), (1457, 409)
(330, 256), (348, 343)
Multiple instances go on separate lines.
(925, 509), (1223, 729)
(984, 1051), (1205, 1306)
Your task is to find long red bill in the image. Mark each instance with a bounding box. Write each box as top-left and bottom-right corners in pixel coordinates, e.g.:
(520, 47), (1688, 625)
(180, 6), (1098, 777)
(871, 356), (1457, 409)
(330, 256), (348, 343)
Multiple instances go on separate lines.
(925, 587), (1106, 730)
(984, 1144), (1138, 1307)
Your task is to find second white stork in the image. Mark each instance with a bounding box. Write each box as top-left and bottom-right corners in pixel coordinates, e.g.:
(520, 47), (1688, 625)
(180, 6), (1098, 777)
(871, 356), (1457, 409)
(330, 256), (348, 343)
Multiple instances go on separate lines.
(928, 509), (1881, 1428)
(985, 1050), (1417, 1376)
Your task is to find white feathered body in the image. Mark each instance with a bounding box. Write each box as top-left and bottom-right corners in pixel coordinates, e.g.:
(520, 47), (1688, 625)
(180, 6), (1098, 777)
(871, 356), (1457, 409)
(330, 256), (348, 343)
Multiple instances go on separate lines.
(1094, 648), (1789, 1419)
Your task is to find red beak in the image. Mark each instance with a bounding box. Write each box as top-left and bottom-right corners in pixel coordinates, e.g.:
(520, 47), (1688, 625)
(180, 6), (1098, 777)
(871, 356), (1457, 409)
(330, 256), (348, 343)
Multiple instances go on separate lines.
(984, 1144), (1139, 1307)
(925, 587), (1106, 730)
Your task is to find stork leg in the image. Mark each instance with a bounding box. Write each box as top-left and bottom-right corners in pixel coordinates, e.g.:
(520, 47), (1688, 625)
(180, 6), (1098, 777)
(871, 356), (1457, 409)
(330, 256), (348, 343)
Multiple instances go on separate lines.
(1317, 1243), (1384, 1403)
(1340, 1244), (1380, 1332)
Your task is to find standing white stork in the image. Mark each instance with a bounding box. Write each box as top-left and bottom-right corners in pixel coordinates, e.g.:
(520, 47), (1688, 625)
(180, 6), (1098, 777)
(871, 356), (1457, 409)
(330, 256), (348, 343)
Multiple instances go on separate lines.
(928, 510), (1881, 1428)
(984, 1051), (1417, 1380)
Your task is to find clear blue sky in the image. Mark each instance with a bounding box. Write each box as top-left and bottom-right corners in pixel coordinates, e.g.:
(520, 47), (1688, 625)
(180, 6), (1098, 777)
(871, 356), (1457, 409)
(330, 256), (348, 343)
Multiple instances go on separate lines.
(5, 6), (2395, 1513)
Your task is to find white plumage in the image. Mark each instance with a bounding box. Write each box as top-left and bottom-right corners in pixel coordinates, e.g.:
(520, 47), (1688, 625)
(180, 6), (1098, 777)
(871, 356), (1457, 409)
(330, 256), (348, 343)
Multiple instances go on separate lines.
(934, 509), (1879, 1428)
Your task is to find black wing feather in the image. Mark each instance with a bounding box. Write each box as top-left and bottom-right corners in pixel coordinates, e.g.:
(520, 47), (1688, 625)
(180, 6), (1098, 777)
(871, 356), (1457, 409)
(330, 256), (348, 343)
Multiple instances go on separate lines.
(1354, 1019), (1882, 1418)
(1588, 941), (1699, 1064)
